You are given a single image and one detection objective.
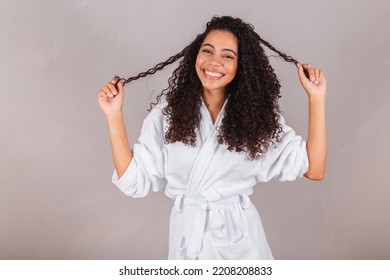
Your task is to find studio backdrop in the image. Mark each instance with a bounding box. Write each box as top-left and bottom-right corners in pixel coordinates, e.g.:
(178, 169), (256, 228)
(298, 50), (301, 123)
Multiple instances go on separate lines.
(0, 0), (389, 259)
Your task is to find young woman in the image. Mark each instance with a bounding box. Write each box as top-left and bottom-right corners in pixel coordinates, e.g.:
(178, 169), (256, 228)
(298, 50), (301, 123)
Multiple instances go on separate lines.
(97, 16), (326, 260)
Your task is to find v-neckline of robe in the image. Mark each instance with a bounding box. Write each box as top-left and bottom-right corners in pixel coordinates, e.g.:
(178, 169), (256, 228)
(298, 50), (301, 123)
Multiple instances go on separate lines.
(201, 96), (229, 127)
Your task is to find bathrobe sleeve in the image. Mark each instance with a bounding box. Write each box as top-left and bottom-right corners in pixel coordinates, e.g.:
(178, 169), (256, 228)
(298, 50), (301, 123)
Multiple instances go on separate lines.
(256, 115), (309, 182)
(111, 106), (167, 197)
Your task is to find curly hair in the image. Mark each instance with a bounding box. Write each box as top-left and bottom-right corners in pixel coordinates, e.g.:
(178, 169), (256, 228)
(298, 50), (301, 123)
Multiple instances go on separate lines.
(117, 16), (304, 159)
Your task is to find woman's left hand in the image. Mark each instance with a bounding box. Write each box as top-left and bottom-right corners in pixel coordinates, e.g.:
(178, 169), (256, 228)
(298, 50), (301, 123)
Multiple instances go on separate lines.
(297, 63), (326, 97)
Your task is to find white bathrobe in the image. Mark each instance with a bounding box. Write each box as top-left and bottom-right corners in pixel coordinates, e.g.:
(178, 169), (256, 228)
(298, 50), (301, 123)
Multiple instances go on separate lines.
(112, 97), (308, 260)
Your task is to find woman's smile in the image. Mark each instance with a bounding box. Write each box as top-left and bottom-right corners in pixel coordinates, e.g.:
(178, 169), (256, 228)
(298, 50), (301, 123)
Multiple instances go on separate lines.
(202, 69), (225, 79)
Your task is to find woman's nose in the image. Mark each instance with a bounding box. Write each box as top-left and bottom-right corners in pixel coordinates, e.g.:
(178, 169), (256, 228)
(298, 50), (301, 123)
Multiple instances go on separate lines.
(209, 56), (222, 66)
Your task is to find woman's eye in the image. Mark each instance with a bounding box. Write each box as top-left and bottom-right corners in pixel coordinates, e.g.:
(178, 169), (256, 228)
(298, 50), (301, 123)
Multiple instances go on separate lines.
(202, 49), (212, 54)
(224, 55), (234, 59)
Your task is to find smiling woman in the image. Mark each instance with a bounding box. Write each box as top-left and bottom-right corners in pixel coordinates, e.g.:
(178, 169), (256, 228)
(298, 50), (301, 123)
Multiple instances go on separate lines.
(195, 30), (238, 123)
(196, 30), (238, 93)
(97, 16), (327, 259)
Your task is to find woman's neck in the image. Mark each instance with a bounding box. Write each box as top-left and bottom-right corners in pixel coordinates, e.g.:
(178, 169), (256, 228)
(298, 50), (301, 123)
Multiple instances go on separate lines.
(202, 88), (227, 124)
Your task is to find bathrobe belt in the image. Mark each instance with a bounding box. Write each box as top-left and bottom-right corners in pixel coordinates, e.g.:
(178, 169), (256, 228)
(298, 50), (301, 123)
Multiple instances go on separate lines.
(173, 194), (251, 260)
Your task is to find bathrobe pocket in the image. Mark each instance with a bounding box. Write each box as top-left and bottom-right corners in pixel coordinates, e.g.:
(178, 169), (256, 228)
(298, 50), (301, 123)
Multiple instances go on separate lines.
(210, 202), (262, 260)
(212, 231), (261, 260)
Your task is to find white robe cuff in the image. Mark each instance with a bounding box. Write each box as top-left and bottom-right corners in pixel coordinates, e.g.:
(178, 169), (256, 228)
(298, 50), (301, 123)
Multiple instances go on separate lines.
(111, 158), (138, 195)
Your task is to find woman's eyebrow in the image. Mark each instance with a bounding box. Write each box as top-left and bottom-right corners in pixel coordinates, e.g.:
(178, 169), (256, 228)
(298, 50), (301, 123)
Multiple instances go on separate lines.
(201, 43), (237, 56)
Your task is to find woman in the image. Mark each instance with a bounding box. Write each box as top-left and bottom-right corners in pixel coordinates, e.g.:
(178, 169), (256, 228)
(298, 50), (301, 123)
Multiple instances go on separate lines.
(97, 16), (326, 259)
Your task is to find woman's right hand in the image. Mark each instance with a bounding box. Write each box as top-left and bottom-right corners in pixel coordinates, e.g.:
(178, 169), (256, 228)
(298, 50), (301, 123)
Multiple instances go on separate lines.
(97, 76), (125, 118)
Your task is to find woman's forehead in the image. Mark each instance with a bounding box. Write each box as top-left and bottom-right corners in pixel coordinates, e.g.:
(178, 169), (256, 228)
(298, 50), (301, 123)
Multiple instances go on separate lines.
(202, 30), (238, 51)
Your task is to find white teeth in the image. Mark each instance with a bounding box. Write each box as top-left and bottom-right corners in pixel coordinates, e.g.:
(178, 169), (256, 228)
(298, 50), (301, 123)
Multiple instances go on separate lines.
(205, 70), (223, 77)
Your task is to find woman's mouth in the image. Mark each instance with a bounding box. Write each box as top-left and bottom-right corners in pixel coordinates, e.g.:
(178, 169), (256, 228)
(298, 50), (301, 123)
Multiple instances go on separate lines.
(202, 69), (225, 80)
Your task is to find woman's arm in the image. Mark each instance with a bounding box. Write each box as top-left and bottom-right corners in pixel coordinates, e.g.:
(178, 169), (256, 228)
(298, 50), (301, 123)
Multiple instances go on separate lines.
(106, 112), (133, 178)
(98, 77), (133, 178)
(297, 63), (327, 181)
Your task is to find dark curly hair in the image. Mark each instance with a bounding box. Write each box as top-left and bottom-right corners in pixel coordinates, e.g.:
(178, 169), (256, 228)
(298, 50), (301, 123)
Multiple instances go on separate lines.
(117, 16), (304, 159)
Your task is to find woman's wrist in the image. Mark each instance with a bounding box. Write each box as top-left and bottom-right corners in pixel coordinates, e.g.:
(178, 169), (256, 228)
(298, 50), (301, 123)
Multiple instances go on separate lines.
(308, 94), (326, 104)
(105, 110), (123, 120)
(105, 111), (124, 123)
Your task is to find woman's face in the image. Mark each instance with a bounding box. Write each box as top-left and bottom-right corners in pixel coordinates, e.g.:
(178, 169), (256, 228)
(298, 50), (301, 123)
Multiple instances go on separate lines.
(195, 29), (238, 94)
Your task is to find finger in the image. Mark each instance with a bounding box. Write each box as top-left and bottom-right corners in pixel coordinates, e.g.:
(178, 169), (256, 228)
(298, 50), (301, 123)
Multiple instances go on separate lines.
(106, 82), (118, 96)
(297, 63), (308, 83)
(297, 63), (308, 79)
(98, 89), (112, 102)
(98, 89), (107, 99)
(111, 76), (119, 84)
(302, 64), (313, 80)
(307, 67), (316, 82)
(314, 68), (320, 84)
(102, 85), (115, 99)
(319, 69), (325, 79)
(116, 79), (124, 95)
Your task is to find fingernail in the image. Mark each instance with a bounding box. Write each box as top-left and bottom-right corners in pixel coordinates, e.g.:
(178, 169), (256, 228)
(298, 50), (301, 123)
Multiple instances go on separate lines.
(112, 76), (119, 83)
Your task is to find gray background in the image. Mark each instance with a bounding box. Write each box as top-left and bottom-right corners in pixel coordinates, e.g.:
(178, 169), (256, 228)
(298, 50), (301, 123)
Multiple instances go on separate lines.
(1, 0), (389, 259)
